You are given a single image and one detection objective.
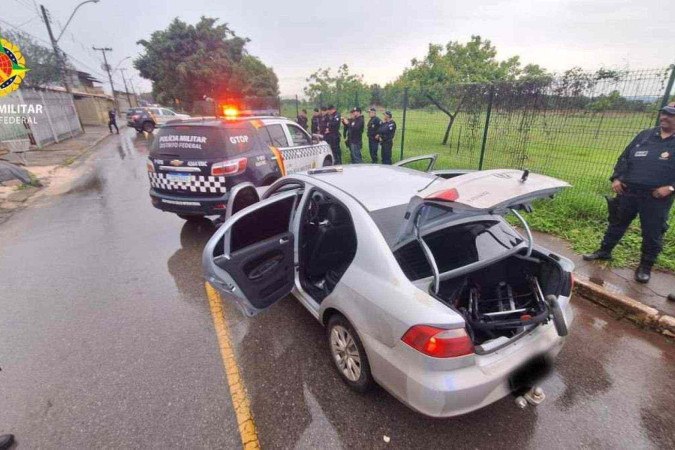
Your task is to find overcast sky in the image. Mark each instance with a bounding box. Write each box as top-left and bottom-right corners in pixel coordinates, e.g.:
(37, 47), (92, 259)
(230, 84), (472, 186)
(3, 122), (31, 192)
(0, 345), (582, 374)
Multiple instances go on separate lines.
(1, 0), (673, 97)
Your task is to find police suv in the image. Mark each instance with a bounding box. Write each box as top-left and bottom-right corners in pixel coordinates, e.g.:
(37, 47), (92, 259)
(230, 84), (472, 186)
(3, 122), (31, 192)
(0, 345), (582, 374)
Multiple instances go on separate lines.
(147, 116), (333, 220)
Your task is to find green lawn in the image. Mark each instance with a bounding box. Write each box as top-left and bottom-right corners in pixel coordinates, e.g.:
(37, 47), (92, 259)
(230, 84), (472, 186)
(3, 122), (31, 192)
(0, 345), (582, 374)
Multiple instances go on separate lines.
(281, 106), (674, 272)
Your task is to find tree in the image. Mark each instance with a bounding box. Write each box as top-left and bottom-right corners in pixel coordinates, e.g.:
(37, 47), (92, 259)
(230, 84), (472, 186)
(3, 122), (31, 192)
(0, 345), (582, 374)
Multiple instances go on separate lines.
(303, 64), (370, 109)
(3, 30), (61, 88)
(134, 17), (278, 108)
(385, 36), (527, 144)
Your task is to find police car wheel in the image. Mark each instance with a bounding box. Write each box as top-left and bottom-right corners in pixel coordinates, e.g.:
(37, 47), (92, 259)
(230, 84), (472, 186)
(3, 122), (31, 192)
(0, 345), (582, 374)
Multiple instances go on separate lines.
(142, 121), (155, 133)
(177, 214), (206, 222)
(322, 156), (333, 167)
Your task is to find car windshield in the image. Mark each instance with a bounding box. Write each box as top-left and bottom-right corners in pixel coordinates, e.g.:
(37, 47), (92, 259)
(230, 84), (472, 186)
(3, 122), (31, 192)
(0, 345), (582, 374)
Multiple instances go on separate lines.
(393, 220), (524, 281)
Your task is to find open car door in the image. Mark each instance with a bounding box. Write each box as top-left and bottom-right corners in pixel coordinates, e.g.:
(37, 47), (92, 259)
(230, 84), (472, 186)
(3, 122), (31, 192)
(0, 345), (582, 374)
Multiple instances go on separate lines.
(203, 190), (299, 316)
(394, 154), (438, 172)
(395, 169), (570, 248)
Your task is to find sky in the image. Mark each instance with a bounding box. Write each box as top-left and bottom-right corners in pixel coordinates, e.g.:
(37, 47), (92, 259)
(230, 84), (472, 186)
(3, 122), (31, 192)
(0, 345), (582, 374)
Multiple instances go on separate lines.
(1, 0), (673, 97)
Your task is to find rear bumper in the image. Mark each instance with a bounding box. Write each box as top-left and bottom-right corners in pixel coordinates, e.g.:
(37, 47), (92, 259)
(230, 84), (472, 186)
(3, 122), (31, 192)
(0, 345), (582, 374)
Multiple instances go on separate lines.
(149, 188), (229, 216)
(364, 298), (574, 418)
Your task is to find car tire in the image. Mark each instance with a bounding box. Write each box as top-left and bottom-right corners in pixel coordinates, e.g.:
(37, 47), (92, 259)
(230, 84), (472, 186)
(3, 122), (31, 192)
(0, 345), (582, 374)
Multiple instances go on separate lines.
(177, 214), (206, 222)
(142, 121), (155, 133)
(135, 128), (143, 133)
(327, 314), (374, 393)
(546, 295), (568, 337)
(322, 156), (333, 167)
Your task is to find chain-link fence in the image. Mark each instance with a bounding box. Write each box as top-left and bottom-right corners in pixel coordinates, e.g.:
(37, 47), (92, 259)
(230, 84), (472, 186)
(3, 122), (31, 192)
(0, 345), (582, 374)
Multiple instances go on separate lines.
(285, 66), (674, 211)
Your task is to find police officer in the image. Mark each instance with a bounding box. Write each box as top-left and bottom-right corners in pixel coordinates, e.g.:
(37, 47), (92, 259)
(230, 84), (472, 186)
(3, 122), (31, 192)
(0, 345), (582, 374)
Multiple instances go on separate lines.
(342, 107), (364, 163)
(296, 109), (308, 130)
(375, 111), (396, 165)
(108, 108), (119, 134)
(324, 105), (342, 164)
(319, 106), (328, 137)
(584, 102), (675, 283)
(367, 107), (381, 163)
(311, 108), (321, 135)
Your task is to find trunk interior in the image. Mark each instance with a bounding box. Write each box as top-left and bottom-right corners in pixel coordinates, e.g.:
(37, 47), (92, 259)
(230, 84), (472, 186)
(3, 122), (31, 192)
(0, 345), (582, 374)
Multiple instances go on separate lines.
(436, 251), (567, 350)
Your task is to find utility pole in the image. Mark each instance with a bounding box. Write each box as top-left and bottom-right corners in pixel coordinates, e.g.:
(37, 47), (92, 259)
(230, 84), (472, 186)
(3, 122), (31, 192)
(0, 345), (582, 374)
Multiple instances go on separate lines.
(119, 68), (133, 105)
(41, 4), (72, 93)
(93, 46), (116, 109)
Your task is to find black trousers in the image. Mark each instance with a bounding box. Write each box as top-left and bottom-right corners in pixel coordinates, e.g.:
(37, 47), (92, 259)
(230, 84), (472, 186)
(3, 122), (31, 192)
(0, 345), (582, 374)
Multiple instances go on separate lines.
(326, 135), (342, 164)
(368, 138), (379, 163)
(600, 189), (673, 265)
(381, 140), (393, 165)
(108, 119), (119, 133)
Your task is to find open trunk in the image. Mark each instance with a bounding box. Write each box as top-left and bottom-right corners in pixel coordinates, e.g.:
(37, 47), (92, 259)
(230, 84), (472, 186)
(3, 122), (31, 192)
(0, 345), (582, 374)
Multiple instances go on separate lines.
(435, 250), (569, 351)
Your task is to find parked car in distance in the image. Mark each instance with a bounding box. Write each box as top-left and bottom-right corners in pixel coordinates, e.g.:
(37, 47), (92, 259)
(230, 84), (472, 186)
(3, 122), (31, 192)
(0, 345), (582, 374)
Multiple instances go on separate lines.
(202, 165), (575, 417)
(128, 107), (191, 133)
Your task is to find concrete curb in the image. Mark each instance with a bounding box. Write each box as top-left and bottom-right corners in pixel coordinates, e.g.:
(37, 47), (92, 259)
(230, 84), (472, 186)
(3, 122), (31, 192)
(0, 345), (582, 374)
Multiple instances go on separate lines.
(574, 278), (675, 338)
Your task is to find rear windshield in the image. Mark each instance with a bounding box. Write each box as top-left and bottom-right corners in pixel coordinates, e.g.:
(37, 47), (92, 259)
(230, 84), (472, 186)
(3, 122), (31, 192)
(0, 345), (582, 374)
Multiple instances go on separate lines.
(394, 220), (523, 280)
(150, 123), (257, 158)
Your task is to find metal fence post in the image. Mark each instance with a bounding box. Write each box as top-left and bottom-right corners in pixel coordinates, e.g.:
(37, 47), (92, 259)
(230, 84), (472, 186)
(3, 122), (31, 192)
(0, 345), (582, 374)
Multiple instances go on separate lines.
(295, 95), (299, 118)
(400, 87), (408, 161)
(656, 64), (675, 126)
(40, 90), (59, 145)
(478, 85), (495, 170)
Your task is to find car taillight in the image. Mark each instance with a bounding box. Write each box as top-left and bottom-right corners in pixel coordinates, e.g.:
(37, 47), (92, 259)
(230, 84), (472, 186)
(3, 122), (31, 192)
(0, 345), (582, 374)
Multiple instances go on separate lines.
(146, 160), (155, 172)
(401, 325), (474, 358)
(211, 158), (247, 176)
(131, 114), (140, 120)
(426, 188), (459, 202)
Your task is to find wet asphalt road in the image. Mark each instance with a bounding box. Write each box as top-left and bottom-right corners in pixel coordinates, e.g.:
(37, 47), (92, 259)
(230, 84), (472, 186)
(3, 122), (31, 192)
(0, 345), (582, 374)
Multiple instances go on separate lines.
(0, 130), (673, 449)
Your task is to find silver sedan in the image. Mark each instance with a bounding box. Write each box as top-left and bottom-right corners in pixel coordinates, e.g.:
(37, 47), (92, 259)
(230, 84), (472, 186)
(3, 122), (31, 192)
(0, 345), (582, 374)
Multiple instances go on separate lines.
(202, 163), (574, 417)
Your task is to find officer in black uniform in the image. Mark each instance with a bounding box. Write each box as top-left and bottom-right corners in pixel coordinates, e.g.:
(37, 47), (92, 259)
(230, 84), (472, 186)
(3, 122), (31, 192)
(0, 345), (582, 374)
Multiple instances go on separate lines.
(343, 107), (364, 163)
(311, 108), (321, 134)
(584, 102), (675, 283)
(367, 107), (381, 163)
(318, 106), (328, 137)
(296, 109), (308, 130)
(108, 108), (119, 134)
(376, 111), (396, 165)
(324, 105), (342, 164)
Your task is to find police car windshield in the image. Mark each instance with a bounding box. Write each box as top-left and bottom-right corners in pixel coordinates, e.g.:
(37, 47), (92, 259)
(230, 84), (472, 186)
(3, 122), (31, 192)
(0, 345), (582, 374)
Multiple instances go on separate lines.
(150, 124), (256, 159)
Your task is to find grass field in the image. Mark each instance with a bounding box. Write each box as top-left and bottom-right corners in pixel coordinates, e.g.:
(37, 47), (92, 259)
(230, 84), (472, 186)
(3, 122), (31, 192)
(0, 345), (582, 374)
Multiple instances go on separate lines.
(282, 105), (674, 272)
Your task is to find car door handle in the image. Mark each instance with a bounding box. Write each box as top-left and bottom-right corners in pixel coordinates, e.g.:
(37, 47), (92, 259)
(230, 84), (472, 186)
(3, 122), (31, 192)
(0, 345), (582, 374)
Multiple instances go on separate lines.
(279, 237), (290, 245)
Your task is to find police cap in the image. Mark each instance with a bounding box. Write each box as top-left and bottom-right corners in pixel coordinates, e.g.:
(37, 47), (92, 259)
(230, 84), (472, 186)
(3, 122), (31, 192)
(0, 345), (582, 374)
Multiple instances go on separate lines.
(384, 110), (392, 118)
(661, 102), (675, 115)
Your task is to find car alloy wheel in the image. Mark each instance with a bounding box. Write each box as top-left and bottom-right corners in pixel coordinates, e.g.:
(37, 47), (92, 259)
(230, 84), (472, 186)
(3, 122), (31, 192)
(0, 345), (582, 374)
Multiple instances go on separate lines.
(330, 325), (361, 382)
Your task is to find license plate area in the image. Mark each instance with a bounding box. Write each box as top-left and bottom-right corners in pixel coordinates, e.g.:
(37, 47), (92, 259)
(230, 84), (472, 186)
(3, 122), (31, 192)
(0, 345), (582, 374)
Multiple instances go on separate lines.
(167, 173), (191, 183)
(509, 354), (552, 391)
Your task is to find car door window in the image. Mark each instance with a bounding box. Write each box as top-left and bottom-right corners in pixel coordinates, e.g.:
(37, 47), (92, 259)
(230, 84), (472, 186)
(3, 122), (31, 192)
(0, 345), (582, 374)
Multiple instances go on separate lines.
(263, 124), (289, 147)
(286, 124), (312, 146)
(161, 109), (176, 116)
(231, 194), (297, 252)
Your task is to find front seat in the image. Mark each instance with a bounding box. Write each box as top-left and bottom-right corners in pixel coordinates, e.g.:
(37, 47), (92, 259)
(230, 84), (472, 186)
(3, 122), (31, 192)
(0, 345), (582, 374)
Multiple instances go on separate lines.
(306, 204), (356, 280)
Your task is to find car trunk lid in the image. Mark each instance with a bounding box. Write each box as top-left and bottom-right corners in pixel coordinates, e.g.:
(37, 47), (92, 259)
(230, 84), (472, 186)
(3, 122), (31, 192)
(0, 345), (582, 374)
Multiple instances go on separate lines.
(393, 169), (570, 249)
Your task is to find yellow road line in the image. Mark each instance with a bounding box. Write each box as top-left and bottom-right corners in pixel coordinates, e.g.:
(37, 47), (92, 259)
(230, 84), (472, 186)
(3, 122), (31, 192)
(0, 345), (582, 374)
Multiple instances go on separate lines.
(205, 282), (261, 450)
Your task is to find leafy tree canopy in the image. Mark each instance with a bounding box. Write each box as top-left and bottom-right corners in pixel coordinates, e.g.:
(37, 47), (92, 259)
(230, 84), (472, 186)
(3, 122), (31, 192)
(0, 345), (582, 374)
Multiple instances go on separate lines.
(135, 17), (278, 107)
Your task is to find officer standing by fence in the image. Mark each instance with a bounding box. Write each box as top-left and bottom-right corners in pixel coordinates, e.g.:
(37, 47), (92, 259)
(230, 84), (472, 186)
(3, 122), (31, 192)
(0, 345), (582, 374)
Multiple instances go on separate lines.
(324, 105), (342, 164)
(296, 109), (308, 130)
(367, 107), (381, 163)
(311, 108), (321, 134)
(319, 107), (328, 137)
(583, 102), (675, 283)
(342, 107), (364, 163)
(376, 111), (396, 164)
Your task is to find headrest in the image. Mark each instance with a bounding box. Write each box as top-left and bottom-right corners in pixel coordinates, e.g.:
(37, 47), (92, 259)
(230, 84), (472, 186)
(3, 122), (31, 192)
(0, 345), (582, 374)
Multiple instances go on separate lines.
(326, 204), (348, 225)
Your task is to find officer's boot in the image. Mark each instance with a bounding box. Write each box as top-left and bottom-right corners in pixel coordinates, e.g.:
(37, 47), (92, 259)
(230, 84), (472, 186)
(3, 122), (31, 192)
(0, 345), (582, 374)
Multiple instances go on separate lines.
(0, 434), (14, 450)
(634, 262), (652, 284)
(582, 248), (613, 261)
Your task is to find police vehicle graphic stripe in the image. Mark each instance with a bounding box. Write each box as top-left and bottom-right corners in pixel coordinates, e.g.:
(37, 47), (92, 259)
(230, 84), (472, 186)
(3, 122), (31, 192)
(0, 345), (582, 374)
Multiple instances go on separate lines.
(148, 173), (228, 194)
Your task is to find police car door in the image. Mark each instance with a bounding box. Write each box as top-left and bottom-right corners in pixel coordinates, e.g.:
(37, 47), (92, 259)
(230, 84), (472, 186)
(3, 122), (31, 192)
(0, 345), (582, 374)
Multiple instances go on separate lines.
(284, 123), (324, 173)
(202, 190), (300, 316)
